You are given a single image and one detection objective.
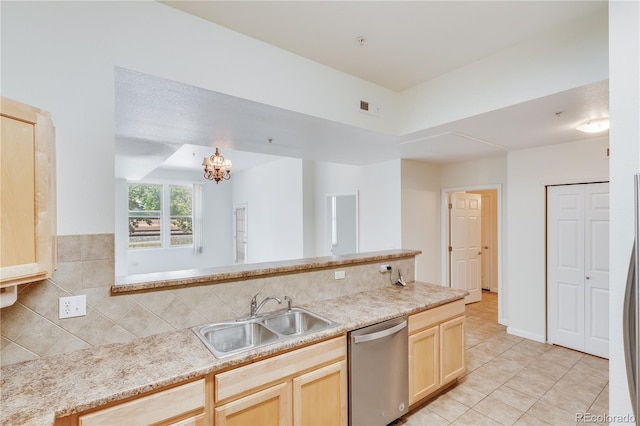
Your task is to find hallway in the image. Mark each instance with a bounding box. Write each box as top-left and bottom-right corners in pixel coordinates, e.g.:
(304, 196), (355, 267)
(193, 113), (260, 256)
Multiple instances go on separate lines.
(401, 291), (609, 425)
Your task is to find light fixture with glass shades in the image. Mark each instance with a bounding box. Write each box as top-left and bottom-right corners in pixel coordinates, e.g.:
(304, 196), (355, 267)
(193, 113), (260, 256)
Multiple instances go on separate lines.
(202, 148), (232, 183)
(576, 117), (610, 133)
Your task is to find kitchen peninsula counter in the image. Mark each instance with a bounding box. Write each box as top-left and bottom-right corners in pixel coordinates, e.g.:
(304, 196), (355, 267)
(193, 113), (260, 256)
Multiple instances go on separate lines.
(0, 282), (466, 426)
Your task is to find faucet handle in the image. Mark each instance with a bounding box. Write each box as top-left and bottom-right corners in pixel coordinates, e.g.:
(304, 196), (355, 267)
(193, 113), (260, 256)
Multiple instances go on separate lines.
(284, 296), (292, 311)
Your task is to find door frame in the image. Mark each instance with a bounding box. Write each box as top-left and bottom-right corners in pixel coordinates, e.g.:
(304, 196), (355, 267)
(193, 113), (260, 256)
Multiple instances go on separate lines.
(233, 203), (248, 264)
(441, 184), (504, 325)
(325, 191), (359, 256)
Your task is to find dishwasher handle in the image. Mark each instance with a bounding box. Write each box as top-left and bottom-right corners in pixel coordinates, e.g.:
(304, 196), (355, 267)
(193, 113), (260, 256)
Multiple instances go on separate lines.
(352, 320), (407, 344)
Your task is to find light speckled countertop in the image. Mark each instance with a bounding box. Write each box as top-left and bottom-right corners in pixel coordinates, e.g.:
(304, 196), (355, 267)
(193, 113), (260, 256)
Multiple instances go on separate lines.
(113, 249), (421, 293)
(0, 282), (465, 426)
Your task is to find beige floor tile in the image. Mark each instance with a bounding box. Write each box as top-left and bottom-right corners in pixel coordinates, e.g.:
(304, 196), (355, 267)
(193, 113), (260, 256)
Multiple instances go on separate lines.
(401, 408), (450, 426)
(511, 339), (553, 356)
(446, 383), (487, 407)
(513, 412), (553, 425)
(524, 359), (571, 381)
(489, 385), (537, 412)
(452, 408), (502, 425)
(504, 371), (556, 398)
(495, 348), (537, 366)
(571, 358), (609, 380)
(486, 357), (526, 376)
(539, 345), (584, 368)
(459, 369), (505, 395)
(426, 394), (470, 422)
(526, 399), (578, 425)
(539, 384), (594, 414)
(474, 396), (525, 425)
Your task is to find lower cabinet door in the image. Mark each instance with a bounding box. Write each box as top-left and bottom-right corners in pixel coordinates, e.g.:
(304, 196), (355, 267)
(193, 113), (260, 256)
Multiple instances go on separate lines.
(78, 379), (206, 426)
(293, 360), (347, 426)
(215, 382), (292, 426)
(408, 325), (439, 405)
(169, 413), (207, 426)
(440, 315), (465, 385)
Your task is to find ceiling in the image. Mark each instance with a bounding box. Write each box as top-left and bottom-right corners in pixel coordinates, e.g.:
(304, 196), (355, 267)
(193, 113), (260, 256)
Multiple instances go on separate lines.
(161, 1), (606, 92)
(116, 2), (609, 178)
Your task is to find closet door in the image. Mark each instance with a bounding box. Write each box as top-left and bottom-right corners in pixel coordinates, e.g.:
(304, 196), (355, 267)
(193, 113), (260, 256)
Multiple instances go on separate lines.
(547, 183), (609, 359)
(583, 184), (609, 358)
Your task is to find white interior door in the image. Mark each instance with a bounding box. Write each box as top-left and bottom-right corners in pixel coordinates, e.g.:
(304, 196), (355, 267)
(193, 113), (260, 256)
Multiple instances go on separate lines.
(547, 183), (609, 358)
(449, 192), (482, 304)
(584, 184), (610, 358)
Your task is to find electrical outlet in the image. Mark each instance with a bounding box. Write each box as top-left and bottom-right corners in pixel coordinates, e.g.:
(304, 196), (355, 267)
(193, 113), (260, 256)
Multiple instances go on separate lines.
(335, 270), (346, 280)
(59, 295), (87, 319)
(379, 264), (392, 273)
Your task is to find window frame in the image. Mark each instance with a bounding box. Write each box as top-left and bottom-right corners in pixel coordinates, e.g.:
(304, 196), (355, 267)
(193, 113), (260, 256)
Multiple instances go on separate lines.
(127, 181), (196, 251)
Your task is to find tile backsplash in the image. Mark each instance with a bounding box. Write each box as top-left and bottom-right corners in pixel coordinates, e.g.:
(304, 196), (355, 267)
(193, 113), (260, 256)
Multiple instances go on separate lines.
(0, 234), (415, 366)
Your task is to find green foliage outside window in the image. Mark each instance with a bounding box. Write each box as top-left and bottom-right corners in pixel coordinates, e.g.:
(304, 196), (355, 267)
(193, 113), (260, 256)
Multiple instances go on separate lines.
(170, 186), (193, 235)
(128, 184), (194, 248)
(128, 184), (161, 236)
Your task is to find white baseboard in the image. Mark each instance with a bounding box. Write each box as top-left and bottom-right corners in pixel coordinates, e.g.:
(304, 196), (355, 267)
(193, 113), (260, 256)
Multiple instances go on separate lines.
(506, 327), (546, 343)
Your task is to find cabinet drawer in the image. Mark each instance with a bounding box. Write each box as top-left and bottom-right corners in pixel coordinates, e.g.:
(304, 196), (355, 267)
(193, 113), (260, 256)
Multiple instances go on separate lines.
(215, 336), (346, 403)
(78, 379), (205, 426)
(408, 299), (464, 334)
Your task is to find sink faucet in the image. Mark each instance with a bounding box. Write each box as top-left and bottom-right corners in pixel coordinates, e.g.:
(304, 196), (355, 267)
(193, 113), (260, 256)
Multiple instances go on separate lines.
(284, 296), (293, 311)
(250, 294), (282, 317)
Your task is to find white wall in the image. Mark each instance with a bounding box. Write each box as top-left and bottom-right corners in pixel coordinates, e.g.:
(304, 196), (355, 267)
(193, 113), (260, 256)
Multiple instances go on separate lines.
(302, 160), (317, 258)
(232, 157), (304, 263)
(609, 1), (640, 422)
(359, 160), (403, 252)
(2, 1), (609, 245)
(1, 1), (397, 236)
(313, 160), (402, 256)
(401, 160), (442, 284)
(398, 9), (608, 134)
(507, 136), (609, 342)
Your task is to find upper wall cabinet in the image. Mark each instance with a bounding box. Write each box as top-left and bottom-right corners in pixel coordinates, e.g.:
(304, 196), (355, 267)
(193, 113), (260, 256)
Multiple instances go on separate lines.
(1, 98), (56, 288)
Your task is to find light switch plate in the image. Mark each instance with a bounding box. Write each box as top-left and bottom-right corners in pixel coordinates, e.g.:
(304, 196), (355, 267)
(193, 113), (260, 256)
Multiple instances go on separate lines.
(334, 270), (346, 280)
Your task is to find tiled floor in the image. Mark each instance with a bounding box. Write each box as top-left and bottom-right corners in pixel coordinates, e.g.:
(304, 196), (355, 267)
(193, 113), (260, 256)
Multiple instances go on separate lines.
(400, 291), (609, 425)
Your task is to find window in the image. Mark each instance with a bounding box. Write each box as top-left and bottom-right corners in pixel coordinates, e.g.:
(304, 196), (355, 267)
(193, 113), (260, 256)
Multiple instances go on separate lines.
(169, 185), (193, 246)
(234, 204), (247, 264)
(128, 183), (194, 249)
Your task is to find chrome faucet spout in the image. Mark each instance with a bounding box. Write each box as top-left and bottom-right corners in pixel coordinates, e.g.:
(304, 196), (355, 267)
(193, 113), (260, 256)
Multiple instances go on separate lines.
(251, 295), (282, 317)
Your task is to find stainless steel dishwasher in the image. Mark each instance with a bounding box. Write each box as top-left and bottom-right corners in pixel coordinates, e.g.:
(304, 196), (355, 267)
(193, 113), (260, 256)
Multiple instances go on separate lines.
(348, 315), (408, 426)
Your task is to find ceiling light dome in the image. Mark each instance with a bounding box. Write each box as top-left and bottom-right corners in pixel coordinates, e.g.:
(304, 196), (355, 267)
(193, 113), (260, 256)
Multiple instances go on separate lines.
(576, 117), (610, 133)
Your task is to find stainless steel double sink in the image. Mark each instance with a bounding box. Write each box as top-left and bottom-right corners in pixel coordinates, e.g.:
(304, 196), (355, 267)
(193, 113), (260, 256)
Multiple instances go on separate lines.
(192, 308), (338, 358)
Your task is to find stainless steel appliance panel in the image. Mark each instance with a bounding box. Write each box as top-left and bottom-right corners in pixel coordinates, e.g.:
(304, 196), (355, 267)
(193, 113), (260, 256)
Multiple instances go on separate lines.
(348, 315), (408, 426)
(623, 173), (640, 421)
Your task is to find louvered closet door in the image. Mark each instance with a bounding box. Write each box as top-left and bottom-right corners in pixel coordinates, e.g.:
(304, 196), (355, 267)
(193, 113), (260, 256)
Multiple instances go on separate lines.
(547, 183), (609, 359)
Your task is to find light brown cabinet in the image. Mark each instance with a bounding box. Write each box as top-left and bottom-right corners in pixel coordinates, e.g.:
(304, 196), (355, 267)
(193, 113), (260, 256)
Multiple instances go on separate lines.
(0, 97), (56, 288)
(408, 299), (465, 406)
(215, 381), (291, 426)
(215, 336), (347, 426)
(56, 378), (210, 426)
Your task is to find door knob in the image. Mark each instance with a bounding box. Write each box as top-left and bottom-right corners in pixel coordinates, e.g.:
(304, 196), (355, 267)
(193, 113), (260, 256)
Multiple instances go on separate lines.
(484, 246), (489, 249)
(586, 276), (590, 280)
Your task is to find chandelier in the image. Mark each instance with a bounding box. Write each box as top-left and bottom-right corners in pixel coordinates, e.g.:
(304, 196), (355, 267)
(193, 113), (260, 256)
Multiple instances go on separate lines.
(202, 148), (232, 183)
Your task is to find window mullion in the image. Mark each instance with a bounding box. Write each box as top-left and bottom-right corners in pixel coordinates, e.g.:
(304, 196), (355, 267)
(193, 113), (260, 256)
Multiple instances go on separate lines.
(162, 184), (170, 248)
